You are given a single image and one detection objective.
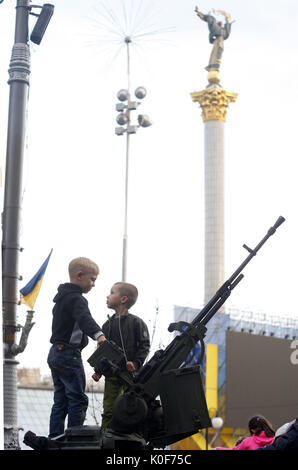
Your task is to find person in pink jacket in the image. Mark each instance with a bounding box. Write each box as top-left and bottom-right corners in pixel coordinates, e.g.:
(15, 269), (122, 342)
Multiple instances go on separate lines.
(216, 415), (275, 450)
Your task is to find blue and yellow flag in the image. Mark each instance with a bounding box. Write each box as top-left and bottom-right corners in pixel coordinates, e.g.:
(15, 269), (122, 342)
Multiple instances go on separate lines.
(20, 249), (53, 310)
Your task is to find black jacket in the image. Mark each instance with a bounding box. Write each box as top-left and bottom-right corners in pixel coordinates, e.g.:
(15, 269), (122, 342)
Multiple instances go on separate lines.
(256, 418), (298, 450)
(102, 312), (150, 370)
(50, 283), (103, 351)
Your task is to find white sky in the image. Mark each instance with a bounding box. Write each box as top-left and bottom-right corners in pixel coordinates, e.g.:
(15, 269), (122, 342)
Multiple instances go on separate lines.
(0, 0), (297, 376)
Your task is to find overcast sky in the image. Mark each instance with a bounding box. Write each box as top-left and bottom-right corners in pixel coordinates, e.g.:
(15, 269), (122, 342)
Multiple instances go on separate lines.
(0, 0), (297, 375)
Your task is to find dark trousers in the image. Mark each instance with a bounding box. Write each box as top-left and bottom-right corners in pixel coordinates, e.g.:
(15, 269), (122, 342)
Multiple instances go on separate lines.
(47, 344), (88, 438)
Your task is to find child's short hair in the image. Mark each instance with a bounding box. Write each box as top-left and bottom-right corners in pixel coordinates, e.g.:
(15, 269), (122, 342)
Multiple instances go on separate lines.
(114, 282), (138, 309)
(68, 257), (99, 278)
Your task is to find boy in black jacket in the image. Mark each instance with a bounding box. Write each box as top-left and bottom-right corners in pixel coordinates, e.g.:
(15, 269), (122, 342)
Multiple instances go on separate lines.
(93, 282), (150, 431)
(47, 257), (105, 438)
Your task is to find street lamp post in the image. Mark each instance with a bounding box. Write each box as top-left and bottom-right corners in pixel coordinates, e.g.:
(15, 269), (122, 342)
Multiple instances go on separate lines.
(115, 37), (152, 281)
(208, 414), (224, 449)
(1, 0), (54, 449)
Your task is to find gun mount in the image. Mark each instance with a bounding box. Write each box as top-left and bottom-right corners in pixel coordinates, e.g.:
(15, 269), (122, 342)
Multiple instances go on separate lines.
(24, 216), (285, 450)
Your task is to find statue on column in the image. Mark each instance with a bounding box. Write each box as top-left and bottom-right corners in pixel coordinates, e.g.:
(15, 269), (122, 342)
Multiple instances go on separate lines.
(195, 6), (233, 84)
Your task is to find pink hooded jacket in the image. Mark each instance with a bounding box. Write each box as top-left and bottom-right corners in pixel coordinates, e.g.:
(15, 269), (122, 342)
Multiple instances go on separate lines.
(216, 431), (275, 450)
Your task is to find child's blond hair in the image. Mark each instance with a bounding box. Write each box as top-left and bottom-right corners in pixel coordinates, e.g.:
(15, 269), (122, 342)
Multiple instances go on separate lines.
(68, 257), (99, 279)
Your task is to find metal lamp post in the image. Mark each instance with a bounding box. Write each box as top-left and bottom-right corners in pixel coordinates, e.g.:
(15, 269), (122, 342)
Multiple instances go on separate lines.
(115, 36), (152, 282)
(1, 0), (54, 449)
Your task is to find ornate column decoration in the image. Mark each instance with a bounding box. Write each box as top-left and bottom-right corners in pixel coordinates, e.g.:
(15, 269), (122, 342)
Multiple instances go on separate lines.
(191, 85), (237, 122)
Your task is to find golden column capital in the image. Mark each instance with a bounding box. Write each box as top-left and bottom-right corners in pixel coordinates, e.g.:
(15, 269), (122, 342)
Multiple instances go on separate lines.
(191, 84), (237, 122)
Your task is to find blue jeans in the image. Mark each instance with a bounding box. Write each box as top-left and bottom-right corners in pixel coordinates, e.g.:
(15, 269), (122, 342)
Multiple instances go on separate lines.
(47, 344), (88, 438)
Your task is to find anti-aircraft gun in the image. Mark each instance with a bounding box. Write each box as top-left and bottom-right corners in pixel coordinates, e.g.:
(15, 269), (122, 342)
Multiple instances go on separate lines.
(24, 216), (285, 450)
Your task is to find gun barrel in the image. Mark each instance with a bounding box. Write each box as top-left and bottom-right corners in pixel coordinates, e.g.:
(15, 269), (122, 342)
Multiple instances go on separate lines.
(273, 215), (285, 230)
(192, 216), (285, 327)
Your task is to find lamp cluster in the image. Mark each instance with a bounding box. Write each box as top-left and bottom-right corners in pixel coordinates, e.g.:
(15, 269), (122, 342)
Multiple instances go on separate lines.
(115, 86), (152, 136)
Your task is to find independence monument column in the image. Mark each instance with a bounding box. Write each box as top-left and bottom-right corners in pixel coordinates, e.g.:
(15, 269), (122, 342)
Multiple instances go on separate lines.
(191, 7), (237, 305)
